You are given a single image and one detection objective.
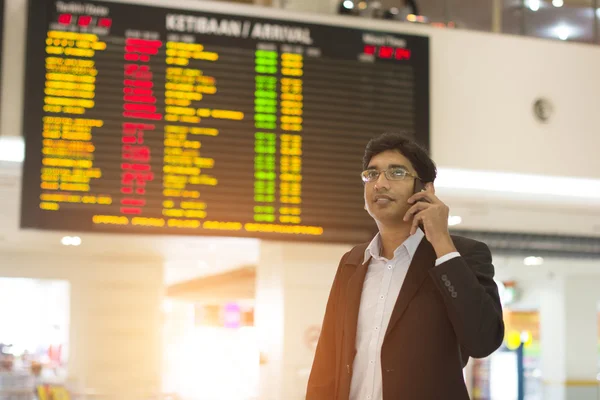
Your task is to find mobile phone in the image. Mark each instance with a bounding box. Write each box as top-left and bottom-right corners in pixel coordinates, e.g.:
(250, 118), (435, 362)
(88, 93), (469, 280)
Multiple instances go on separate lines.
(413, 179), (426, 198)
(412, 179), (426, 231)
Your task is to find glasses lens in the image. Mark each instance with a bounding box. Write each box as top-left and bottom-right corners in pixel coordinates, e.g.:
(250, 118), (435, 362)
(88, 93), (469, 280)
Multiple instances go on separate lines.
(361, 170), (379, 182)
(386, 167), (409, 180)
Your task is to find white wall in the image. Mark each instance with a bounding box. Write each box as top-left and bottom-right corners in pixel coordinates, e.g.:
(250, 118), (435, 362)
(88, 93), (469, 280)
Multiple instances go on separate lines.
(427, 29), (600, 180)
(539, 275), (600, 400)
(256, 240), (351, 400)
(0, 251), (164, 400)
(0, 0), (27, 138)
(494, 253), (600, 310)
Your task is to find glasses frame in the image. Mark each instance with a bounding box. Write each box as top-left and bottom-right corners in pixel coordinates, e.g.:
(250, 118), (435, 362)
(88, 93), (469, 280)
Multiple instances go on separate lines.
(360, 167), (420, 183)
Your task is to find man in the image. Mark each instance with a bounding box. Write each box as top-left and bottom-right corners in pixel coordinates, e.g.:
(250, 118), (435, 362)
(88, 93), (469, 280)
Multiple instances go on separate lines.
(306, 132), (504, 400)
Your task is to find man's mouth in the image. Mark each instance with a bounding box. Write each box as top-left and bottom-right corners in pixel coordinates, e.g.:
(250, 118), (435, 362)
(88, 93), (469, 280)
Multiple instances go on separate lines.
(374, 195), (394, 203)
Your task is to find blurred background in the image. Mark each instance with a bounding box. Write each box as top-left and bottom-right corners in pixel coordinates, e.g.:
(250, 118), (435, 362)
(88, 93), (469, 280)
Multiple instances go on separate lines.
(0, 0), (599, 399)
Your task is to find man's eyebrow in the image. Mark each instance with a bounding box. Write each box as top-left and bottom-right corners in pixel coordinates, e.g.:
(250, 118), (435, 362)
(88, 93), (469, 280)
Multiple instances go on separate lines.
(366, 164), (409, 170)
(388, 164), (409, 170)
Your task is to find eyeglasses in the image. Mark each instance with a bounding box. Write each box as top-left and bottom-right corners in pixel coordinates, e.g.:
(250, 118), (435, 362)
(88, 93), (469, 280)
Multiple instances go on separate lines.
(361, 167), (419, 183)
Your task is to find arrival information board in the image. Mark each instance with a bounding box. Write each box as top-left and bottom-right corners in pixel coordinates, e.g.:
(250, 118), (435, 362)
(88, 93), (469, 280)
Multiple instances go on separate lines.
(20, 0), (429, 243)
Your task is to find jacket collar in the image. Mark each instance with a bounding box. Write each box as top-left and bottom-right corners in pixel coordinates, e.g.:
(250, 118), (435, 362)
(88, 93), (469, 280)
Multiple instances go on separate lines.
(363, 228), (425, 264)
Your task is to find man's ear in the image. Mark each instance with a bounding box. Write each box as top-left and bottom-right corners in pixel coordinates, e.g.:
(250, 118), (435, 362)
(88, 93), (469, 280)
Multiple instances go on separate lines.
(425, 182), (435, 194)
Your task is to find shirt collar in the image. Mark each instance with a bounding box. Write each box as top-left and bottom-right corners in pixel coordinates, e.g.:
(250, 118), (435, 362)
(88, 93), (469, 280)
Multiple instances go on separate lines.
(363, 228), (425, 264)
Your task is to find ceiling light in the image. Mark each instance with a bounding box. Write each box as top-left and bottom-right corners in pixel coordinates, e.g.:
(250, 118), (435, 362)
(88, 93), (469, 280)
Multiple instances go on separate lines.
(552, 0), (563, 6)
(338, 0), (356, 15)
(358, 1), (367, 10)
(384, 7), (400, 20)
(528, 0), (540, 11)
(61, 236), (82, 246)
(0, 136), (25, 162)
(524, 256), (544, 266)
(555, 25), (571, 40)
(448, 215), (462, 226)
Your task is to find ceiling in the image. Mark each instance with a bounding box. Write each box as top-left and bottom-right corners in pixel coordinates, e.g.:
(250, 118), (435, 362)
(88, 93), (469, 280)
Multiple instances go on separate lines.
(220, 0), (599, 42)
(356, 0), (599, 43)
(166, 266), (256, 302)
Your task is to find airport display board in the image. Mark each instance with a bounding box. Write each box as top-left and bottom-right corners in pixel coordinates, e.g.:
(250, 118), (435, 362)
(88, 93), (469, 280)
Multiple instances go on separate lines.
(20, 0), (429, 243)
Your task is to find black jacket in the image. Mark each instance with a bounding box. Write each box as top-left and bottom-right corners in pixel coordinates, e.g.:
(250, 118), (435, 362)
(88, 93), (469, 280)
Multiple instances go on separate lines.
(306, 235), (504, 400)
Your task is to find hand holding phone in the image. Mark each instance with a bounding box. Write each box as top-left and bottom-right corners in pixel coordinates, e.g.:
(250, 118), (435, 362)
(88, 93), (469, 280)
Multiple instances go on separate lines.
(405, 180), (454, 248)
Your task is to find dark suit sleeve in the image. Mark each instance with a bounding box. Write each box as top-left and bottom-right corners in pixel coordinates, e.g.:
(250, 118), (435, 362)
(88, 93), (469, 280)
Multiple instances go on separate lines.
(429, 240), (505, 359)
(306, 252), (349, 400)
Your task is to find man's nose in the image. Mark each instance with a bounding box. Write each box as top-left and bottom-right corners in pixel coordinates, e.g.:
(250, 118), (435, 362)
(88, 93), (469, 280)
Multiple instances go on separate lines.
(374, 172), (390, 190)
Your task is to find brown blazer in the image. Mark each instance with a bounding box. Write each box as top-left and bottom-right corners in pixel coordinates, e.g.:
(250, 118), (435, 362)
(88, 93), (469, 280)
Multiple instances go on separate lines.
(306, 235), (504, 400)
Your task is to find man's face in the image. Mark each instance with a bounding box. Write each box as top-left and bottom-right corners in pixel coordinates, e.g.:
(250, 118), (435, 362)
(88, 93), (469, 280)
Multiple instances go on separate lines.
(364, 149), (418, 226)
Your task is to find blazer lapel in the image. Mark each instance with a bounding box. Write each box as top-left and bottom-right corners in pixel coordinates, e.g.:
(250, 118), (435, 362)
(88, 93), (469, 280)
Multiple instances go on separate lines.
(383, 238), (437, 341)
(342, 245), (370, 359)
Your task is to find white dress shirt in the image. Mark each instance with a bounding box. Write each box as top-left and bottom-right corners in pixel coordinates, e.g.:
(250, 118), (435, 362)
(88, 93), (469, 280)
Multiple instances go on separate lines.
(349, 228), (460, 400)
